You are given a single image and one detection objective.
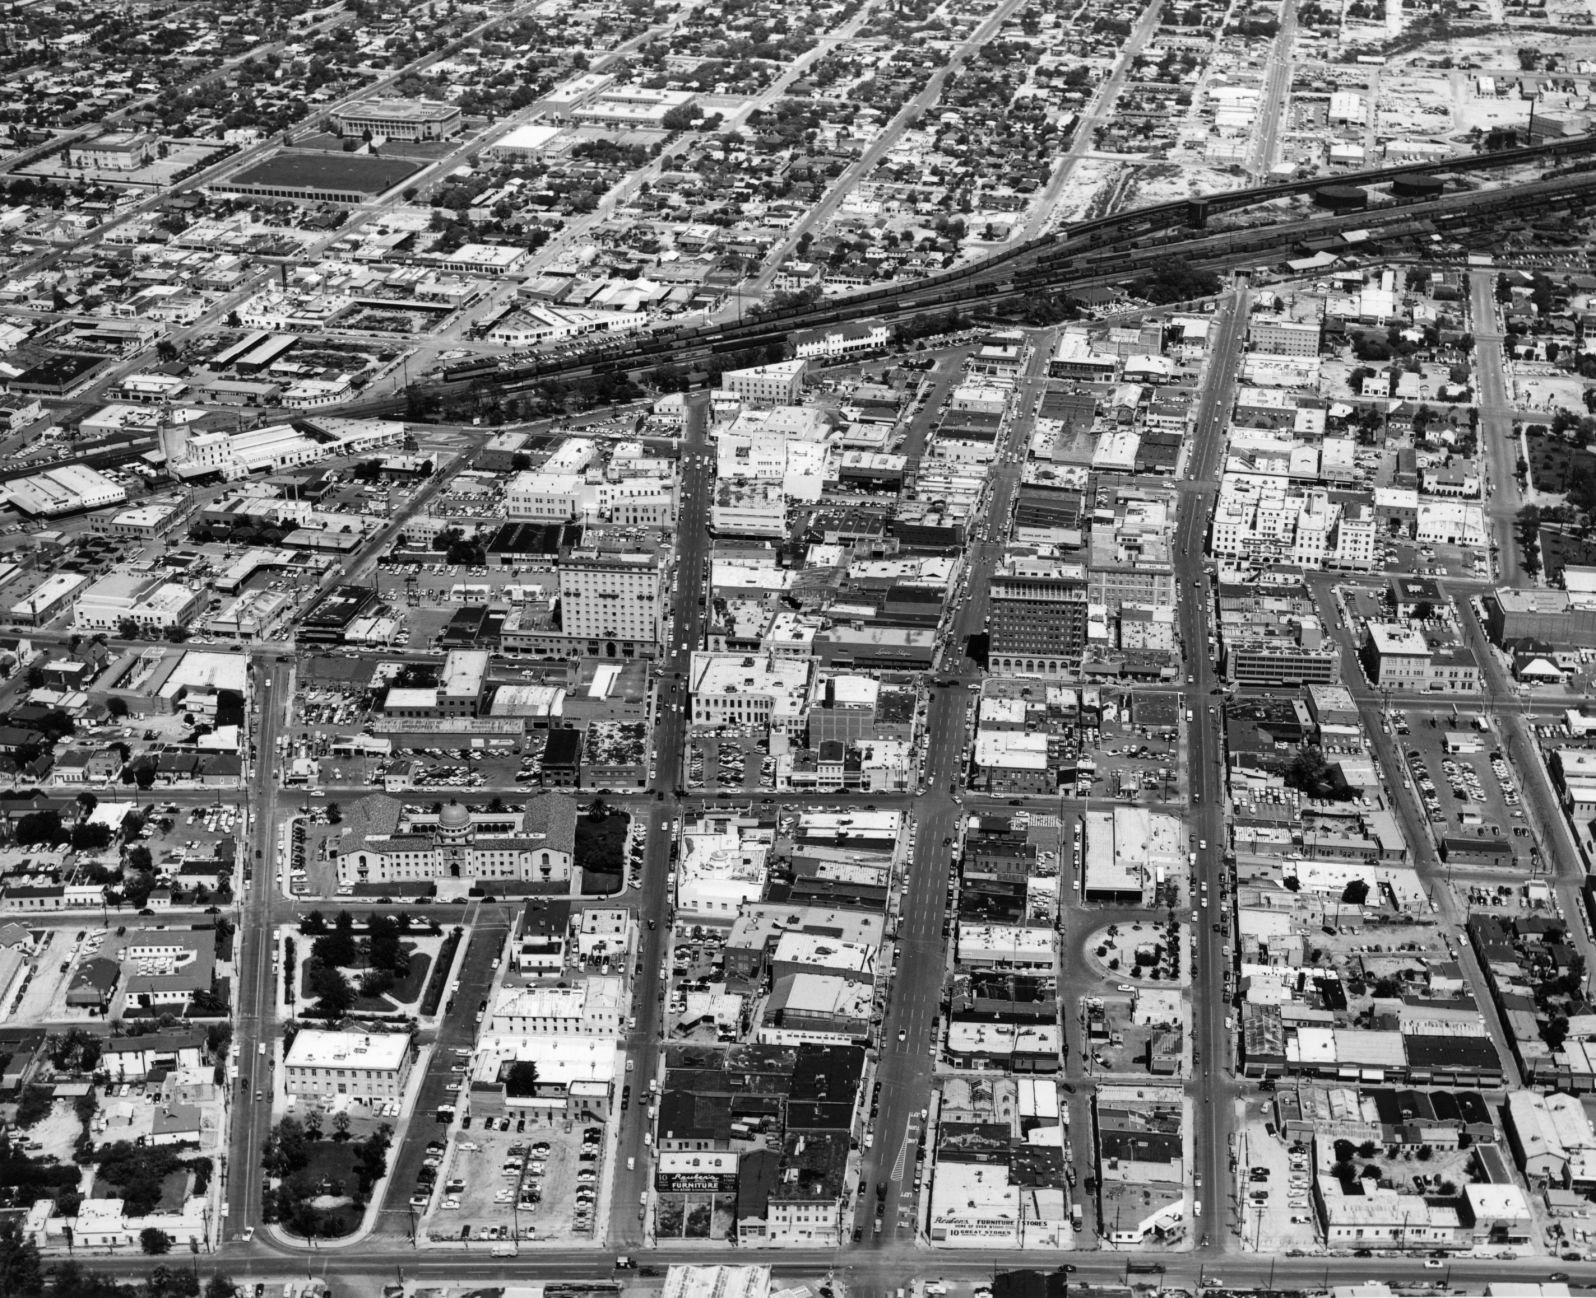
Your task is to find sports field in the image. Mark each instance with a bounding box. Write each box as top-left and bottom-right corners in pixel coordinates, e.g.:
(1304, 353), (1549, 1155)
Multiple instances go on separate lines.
(226, 150), (421, 195)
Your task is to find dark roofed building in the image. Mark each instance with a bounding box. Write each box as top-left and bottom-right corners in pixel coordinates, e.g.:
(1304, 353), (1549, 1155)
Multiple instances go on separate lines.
(1402, 1033), (1503, 1084)
(542, 728), (582, 787)
(735, 1147), (782, 1245)
(298, 584), (377, 646)
(66, 956), (119, 1010)
(656, 1088), (737, 1150)
(440, 606), (494, 650)
(487, 521), (566, 563)
(1098, 1127), (1182, 1165)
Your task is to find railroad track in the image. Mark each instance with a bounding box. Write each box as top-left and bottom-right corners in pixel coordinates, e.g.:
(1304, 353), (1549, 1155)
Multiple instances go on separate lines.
(337, 150), (1596, 422)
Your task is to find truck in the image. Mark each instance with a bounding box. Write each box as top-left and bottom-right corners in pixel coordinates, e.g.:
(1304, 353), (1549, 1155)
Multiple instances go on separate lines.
(491, 1243), (518, 1257)
(1071, 1203), (1083, 1229)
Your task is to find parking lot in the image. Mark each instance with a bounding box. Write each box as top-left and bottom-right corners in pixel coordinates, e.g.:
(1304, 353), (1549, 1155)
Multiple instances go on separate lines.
(422, 1115), (607, 1243)
(1371, 536), (1493, 583)
(665, 925), (730, 1033)
(1239, 1109), (1320, 1253)
(373, 561), (558, 611)
(685, 731), (774, 792)
(7, 927), (88, 1023)
(1450, 876), (1560, 920)
(290, 660), (568, 793)
(287, 815), (324, 897)
(1090, 723), (1177, 802)
(291, 684), (364, 731)
(1396, 709), (1527, 865)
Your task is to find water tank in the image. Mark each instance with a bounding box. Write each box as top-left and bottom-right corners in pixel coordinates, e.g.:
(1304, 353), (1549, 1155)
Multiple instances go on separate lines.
(1314, 184), (1368, 211)
(1392, 173), (1445, 199)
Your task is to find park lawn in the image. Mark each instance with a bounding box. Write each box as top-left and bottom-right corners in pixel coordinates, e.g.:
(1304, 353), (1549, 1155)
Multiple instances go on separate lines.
(302, 943), (429, 1011)
(296, 1142), (361, 1198)
(574, 812), (628, 872)
(352, 950), (431, 1013)
(276, 1140), (381, 1239)
(575, 811), (629, 893)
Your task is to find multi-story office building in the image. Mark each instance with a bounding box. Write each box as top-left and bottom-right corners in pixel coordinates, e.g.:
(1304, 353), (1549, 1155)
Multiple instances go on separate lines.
(721, 360), (807, 408)
(558, 551), (663, 657)
(690, 652), (813, 737)
(1361, 623), (1433, 689)
(987, 560), (1089, 679)
(284, 1029), (413, 1100)
(1247, 315), (1322, 356)
(506, 470), (584, 521)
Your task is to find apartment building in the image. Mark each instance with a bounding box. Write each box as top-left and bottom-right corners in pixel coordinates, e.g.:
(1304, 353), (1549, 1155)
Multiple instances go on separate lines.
(1210, 473), (1334, 567)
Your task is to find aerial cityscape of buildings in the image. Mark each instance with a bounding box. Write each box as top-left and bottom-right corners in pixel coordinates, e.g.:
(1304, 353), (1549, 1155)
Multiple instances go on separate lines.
(4, 3), (1596, 1298)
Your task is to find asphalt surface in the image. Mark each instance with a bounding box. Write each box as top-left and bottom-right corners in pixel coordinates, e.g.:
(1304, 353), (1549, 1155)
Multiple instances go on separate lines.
(850, 335), (1042, 1261)
(1176, 289), (1248, 1246)
(225, 653), (290, 1239)
(1249, 0), (1299, 180)
(72, 1239), (1596, 1294)
(604, 391), (715, 1247)
(1468, 270), (1526, 584)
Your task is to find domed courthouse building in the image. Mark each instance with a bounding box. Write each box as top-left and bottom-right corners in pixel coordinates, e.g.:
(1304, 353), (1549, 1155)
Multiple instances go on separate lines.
(332, 792), (578, 896)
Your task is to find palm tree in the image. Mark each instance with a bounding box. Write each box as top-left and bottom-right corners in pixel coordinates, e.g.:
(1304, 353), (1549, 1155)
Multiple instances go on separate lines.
(332, 1112), (351, 1142)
